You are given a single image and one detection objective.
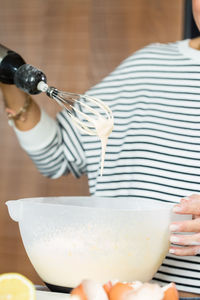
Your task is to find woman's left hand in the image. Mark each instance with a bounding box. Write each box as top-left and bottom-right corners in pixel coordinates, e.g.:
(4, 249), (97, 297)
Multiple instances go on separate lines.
(169, 194), (200, 256)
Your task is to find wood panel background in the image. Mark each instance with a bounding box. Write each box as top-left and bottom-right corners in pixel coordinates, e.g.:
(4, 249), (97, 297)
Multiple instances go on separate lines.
(0, 0), (183, 285)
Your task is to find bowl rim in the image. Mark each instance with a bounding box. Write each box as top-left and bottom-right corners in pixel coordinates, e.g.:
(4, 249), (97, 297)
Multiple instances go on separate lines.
(6, 196), (175, 212)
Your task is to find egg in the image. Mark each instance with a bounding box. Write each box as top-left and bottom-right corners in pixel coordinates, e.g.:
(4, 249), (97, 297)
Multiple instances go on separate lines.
(103, 280), (113, 295)
(70, 279), (108, 300)
(162, 282), (179, 300)
(125, 283), (164, 300)
(70, 280), (179, 300)
(106, 282), (134, 300)
(70, 282), (87, 300)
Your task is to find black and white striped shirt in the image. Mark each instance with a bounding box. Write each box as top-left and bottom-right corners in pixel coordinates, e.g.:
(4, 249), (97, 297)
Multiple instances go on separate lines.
(15, 39), (200, 293)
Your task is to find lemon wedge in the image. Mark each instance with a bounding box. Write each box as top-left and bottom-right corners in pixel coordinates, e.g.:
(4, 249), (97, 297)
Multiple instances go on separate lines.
(0, 273), (35, 300)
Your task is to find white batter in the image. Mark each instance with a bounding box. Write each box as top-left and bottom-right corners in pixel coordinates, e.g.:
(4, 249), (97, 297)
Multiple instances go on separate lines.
(94, 117), (114, 176)
(26, 228), (169, 288)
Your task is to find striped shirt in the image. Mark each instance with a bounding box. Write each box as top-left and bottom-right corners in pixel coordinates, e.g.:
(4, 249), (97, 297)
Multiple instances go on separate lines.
(15, 39), (200, 293)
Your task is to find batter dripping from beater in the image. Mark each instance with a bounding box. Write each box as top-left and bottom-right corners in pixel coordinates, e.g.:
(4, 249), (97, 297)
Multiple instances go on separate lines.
(94, 117), (114, 176)
(37, 81), (114, 176)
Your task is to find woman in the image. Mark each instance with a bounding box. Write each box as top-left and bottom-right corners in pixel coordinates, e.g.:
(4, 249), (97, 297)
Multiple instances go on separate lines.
(1, 0), (200, 297)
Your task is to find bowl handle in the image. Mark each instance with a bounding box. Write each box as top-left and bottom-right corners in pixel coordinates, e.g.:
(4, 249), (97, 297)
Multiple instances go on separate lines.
(6, 200), (22, 222)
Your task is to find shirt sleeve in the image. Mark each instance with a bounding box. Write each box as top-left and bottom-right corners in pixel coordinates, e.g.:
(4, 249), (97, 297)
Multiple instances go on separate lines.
(13, 108), (87, 178)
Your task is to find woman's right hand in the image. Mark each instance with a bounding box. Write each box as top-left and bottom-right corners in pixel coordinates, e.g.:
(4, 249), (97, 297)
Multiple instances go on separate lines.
(0, 83), (41, 130)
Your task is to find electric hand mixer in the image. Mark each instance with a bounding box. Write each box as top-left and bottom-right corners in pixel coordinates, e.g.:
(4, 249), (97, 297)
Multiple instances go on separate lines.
(0, 44), (113, 136)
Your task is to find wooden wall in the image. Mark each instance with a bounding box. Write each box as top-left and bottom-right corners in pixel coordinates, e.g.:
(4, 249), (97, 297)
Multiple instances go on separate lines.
(0, 0), (183, 285)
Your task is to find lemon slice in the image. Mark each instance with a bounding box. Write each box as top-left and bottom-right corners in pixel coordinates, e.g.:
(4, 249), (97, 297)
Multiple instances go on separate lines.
(0, 273), (35, 300)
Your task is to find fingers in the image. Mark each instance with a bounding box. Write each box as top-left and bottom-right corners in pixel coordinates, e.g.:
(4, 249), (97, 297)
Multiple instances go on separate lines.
(169, 245), (200, 256)
(169, 194), (200, 256)
(169, 222), (200, 255)
(173, 194), (200, 215)
(170, 218), (200, 233)
(170, 233), (200, 246)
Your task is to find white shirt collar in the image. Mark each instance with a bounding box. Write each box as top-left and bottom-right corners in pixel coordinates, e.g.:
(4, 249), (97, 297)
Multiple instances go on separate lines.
(178, 39), (200, 63)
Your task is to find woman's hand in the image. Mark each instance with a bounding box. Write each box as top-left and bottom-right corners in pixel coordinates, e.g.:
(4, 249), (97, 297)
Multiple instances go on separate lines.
(0, 83), (40, 130)
(169, 194), (200, 256)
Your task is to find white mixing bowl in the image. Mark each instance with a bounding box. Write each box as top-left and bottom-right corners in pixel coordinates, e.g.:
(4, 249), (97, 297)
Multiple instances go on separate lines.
(6, 196), (173, 291)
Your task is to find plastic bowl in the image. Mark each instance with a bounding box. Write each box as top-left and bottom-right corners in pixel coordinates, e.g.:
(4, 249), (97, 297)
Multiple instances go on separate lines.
(6, 196), (173, 292)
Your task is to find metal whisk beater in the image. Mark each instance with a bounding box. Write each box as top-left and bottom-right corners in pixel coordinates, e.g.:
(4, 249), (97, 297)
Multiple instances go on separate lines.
(37, 81), (114, 136)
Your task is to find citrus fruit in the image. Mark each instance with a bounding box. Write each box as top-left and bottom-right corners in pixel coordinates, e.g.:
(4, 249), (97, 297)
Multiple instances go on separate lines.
(0, 273), (35, 300)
